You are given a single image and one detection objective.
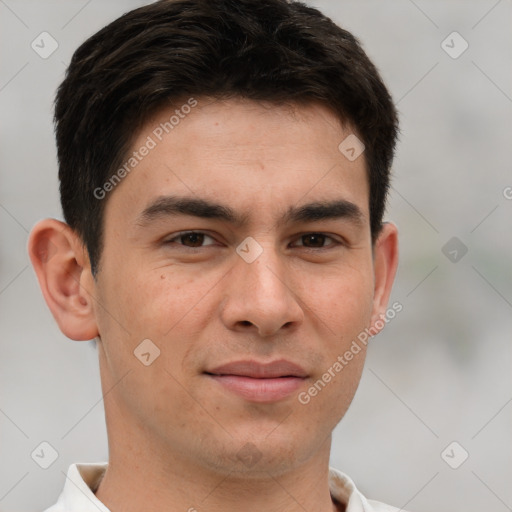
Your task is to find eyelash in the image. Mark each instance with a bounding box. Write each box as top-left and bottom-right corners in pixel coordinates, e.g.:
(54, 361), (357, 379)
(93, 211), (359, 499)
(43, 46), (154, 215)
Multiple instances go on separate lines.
(163, 231), (343, 250)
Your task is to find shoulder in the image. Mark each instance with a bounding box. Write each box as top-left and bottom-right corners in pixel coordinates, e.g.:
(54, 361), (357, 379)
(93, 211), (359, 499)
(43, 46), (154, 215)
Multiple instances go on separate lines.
(329, 466), (410, 512)
(366, 499), (407, 511)
(41, 502), (64, 512)
(41, 462), (109, 512)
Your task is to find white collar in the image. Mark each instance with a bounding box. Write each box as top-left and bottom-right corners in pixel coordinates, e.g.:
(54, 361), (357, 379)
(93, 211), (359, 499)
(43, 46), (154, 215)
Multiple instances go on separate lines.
(44, 462), (403, 512)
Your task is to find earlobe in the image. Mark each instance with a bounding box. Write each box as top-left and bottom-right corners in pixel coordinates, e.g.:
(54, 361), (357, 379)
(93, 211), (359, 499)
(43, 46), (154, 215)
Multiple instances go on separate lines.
(28, 219), (99, 341)
(368, 222), (399, 335)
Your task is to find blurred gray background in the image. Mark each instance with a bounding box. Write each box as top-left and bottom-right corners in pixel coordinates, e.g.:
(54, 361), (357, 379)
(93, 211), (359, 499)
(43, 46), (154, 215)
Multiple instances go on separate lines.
(1, 1), (511, 511)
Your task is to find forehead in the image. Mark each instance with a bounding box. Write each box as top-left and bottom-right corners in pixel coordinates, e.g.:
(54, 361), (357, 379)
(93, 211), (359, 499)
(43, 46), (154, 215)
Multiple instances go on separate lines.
(104, 97), (370, 227)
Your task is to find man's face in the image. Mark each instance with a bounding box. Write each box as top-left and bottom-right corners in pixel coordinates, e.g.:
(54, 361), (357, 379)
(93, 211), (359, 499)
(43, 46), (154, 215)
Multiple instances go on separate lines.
(88, 98), (382, 475)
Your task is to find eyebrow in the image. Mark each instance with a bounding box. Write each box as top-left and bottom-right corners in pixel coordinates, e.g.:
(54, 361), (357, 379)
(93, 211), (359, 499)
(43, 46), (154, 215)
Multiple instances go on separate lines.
(135, 195), (365, 228)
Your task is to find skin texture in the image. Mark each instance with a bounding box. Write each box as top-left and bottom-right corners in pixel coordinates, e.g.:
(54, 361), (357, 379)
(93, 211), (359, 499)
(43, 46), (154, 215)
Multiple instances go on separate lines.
(29, 98), (398, 512)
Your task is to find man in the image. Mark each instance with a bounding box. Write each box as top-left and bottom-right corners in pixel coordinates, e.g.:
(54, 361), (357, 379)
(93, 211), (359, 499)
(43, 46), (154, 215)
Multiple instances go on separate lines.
(29, 0), (403, 510)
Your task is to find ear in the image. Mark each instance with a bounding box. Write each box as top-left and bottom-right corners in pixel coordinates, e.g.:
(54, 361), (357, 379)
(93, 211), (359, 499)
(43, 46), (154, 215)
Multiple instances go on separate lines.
(368, 221), (399, 335)
(28, 219), (99, 341)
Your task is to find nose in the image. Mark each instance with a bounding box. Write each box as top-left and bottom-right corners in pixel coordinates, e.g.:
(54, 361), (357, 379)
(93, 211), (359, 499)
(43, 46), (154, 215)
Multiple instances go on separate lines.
(219, 245), (304, 337)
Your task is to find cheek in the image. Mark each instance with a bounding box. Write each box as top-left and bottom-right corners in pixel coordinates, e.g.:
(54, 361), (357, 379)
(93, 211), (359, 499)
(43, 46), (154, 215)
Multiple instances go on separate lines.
(295, 344), (366, 442)
(299, 261), (375, 335)
(109, 266), (222, 343)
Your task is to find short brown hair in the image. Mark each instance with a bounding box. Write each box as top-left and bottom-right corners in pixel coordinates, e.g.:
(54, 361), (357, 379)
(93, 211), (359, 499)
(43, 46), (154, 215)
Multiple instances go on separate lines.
(55, 0), (399, 275)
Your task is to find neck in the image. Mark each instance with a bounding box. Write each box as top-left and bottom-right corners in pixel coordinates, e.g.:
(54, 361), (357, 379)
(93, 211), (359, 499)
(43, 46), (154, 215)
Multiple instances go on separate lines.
(94, 425), (341, 512)
(94, 345), (343, 512)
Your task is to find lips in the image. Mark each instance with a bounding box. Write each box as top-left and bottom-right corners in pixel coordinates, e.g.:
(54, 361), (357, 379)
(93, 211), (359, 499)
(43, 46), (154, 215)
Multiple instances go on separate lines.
(205, 359), (308, 379)
(205, 360), (308, 403)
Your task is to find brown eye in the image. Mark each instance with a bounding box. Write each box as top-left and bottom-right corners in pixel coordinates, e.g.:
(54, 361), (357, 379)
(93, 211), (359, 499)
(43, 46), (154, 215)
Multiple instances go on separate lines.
(289, 232), (342, 250)
(164, 231), (217, 248)
(301, 233), (327, 248)
(180, 232), (205, 247)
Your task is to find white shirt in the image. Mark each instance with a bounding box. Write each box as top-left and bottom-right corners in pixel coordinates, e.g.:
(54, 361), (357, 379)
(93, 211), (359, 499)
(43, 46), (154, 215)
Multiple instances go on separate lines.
(43, 463), (407, 512)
